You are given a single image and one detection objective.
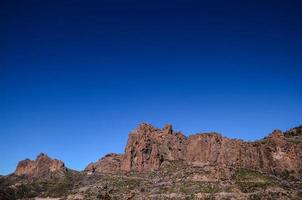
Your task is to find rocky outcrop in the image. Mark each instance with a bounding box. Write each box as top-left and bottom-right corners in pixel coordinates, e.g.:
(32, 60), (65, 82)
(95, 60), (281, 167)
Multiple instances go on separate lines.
(84, 123), (302, 174)
(14, 153), (67, 177)
(85, 153), (123, 173)
(120, 123), (186, 171)
(185, 129), (302, 173)
(118, 123), (302, 174)
(5, 124), (302, 200)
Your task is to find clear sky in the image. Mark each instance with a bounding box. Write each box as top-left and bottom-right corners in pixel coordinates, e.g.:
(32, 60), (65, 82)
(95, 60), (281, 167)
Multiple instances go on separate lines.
(1, 0), (301, 175)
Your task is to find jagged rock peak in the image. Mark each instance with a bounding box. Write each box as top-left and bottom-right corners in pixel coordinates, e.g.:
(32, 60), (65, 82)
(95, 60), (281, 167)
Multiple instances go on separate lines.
(85, 153), (123, 174)
(121, 123), (186, 171)
(15, 153), (67, 177)
(268, 129), (284, 139)
(133, 123), (159, 134)
(133, 123), (174, 135)
(36, 152), (50, 160)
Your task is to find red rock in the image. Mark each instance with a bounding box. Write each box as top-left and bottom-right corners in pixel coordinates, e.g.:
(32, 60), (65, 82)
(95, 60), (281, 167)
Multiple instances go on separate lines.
(120, 123), (186, 171)
(119, 123), (302, 174)
(185, 129), (301, 173)
(85, 153), (123, 173)
(21, 124), (302, 177)
(15, 153), (67, 177)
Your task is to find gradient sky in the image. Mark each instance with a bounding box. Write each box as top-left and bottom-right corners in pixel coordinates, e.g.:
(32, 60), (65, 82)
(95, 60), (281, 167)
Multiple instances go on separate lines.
(1, 0), (302, 175)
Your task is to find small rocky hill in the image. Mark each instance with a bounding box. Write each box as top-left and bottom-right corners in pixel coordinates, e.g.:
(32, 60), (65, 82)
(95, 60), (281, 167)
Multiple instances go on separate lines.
(14, 153), (67, 178)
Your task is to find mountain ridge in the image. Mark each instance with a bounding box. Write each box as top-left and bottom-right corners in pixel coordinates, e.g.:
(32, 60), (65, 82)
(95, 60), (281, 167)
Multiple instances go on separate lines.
(13, 123), (302, 176)
(1, 123), (301, 199)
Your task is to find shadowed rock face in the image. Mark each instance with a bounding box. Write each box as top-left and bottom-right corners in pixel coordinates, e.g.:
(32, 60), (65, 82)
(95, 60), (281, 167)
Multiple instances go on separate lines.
(85, 153), (123, 173)
(89, 123), (302, 174)
(15, 153), (67, 177)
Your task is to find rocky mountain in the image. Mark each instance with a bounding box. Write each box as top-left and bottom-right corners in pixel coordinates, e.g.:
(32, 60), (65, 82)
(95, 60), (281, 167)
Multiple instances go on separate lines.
(86, 123), (302, 175)
(14, 153), (67, 178)
(121, 123), (186, 171)
(184, 129), (302, 174)
(1, 123), (301, 199)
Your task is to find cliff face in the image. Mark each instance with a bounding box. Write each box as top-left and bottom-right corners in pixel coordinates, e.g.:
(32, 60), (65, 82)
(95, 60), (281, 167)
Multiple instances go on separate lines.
(15, 153), (67, 177)
(88, 124), (302, 174)
(14, 125), (301, 176)
(185, 129), (302, 173)
(120, 123), (186, 171)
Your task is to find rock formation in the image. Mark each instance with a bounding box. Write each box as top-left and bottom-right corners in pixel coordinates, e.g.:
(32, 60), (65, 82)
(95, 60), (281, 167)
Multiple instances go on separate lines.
(120, 123), (186, 171)
(15, 124), (299, 176)
(185, 129), (302, 173)
(5, 124), (302, 200)
(14, 153), (67, 177)
(87, 123), (302, 175)
(85, 153), (123, 173)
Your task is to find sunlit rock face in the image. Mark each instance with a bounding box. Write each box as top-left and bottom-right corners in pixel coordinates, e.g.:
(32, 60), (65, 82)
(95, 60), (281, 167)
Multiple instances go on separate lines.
(120, 123), (186, 171)
(185, 129), (302, 173)
(86, 124), (301, 174)
(119, 124), (302, 174)
(15, 153), (67, 177)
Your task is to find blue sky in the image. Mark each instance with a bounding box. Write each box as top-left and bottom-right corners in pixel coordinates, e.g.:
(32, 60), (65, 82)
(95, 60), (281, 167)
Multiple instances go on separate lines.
(1, 0), (302, 175)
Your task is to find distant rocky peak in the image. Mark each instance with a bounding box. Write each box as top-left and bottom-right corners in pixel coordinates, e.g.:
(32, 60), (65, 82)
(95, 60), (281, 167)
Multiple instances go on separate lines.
(269, 129), (283, 138)
(15, 153), (67, 177)
(134, 123), (159, 134)
(267, 130), (285, 144)
(36, 153), (52, 161)
(134, 123), (174, 136)
(37, 152), (47, 158)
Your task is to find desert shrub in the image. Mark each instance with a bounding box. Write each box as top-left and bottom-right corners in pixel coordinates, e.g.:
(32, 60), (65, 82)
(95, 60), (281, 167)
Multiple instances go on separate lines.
(179, 182), (220, 194)
(15, 184), (37, 199)
(284, 126), (302, 137)
(233, 169), (270, 183)
(237, 181), (269, 193)
(0, 188), (15, 200)
(233, 169), (271, 193)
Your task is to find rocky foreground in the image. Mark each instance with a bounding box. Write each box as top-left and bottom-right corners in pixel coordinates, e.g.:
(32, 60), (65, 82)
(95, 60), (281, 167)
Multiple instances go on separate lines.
(1, 124), (302, 199)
